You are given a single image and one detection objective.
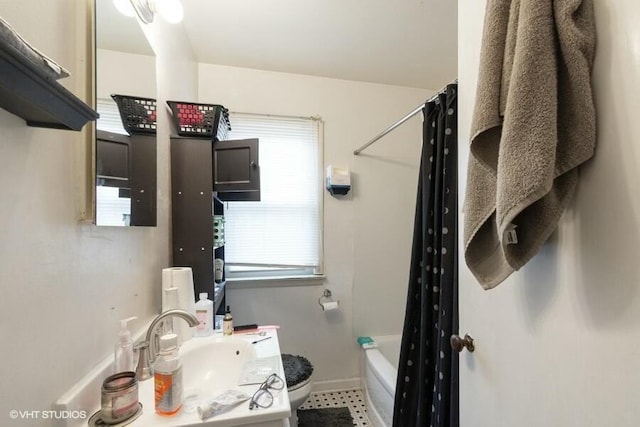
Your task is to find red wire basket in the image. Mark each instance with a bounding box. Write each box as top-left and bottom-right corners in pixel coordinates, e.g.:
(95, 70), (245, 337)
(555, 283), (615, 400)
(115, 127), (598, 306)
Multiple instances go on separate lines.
(167, 100), (230, 140)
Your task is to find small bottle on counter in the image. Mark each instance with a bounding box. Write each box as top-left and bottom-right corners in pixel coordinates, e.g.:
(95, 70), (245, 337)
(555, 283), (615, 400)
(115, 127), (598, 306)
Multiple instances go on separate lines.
(194, 292), (213, 337)
(154, 334), (183, 416)
(223, 306), (233, 336)
(114, 317), (136, 373)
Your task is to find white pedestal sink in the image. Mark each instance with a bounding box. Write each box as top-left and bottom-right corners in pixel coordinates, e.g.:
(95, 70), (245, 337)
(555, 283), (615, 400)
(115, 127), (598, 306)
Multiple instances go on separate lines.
(55, 330), (290, 427)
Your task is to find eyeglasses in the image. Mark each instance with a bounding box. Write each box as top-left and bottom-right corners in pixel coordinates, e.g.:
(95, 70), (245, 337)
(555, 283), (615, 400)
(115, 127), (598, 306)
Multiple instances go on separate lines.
(249, 373), (285, 410)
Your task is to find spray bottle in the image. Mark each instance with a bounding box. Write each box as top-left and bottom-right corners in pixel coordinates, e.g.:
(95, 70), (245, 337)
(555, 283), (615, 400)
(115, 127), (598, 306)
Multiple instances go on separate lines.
(114, 317), (137, 373)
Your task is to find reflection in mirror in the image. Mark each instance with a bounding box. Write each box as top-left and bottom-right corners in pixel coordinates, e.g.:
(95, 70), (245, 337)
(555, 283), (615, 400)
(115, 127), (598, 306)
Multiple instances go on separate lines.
(95, 0), (157, 226)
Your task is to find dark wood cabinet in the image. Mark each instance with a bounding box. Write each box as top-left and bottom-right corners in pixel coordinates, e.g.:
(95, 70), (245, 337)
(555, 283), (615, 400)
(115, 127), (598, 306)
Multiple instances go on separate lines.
(171, 136), (260, 312)
(129, 134), (157, 226)
(170, 136), (219, 310)
(214, 138), (260, 202)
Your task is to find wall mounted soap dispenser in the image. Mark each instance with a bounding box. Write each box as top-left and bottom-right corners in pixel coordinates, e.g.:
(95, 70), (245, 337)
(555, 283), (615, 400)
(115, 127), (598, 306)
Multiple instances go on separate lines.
(326, 165), (351, 196)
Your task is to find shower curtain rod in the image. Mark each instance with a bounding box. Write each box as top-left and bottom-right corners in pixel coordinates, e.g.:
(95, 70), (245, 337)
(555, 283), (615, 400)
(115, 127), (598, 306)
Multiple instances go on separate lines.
(353, 80), (457, 156)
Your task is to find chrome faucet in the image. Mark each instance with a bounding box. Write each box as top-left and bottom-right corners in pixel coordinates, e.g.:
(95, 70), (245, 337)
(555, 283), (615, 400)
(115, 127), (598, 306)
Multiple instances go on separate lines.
(135, 309), (199, 381)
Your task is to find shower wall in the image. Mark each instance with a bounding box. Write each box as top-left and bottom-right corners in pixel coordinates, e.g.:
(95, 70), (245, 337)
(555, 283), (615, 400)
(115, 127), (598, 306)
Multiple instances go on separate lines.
(352, 112), (426, 339)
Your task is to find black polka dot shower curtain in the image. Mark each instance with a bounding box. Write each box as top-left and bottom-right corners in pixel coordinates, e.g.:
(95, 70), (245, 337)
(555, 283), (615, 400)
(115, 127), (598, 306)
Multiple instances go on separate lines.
(393, 83), (459, 427)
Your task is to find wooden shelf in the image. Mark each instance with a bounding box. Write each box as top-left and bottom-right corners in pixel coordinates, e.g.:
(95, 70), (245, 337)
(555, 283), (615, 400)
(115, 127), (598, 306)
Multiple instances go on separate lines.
(0, 41), (98, 131)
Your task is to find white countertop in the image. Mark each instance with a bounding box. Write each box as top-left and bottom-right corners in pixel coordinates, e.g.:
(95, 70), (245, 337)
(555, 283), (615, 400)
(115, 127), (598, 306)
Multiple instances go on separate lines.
(54, 328), (290, 427)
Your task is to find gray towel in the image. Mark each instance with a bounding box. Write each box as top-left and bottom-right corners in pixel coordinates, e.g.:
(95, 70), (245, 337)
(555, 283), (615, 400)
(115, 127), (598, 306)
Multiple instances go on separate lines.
(463, 0), (596, 289)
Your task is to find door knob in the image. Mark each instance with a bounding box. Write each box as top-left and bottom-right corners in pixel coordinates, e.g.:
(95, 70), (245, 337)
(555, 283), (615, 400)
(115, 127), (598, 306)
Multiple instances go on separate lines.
(250, 161), (257, 168)
(450, 334), (475, 353)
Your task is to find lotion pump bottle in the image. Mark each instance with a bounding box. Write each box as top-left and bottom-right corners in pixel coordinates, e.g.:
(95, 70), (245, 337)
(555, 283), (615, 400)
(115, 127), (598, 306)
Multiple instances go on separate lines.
(114, 316), (137, 373)
(194, 292), (213, 337)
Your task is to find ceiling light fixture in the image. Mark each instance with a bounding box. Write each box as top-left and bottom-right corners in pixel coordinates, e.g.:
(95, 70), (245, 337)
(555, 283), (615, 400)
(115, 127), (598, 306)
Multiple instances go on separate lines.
(114, 0), (184, 24)
(113, 0), (137, 17)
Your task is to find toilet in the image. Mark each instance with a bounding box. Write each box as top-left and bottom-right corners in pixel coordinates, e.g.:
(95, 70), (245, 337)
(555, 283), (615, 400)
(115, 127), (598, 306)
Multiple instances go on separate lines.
(281, 354), (314, 427)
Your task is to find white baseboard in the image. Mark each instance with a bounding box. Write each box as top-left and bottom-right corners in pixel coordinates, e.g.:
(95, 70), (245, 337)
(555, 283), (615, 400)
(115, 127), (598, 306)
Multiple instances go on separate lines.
(311, 377), (362, 393)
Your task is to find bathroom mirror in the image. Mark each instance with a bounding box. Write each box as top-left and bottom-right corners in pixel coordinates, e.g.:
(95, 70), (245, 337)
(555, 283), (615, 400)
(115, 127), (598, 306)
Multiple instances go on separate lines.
(95, 0), (157, 226)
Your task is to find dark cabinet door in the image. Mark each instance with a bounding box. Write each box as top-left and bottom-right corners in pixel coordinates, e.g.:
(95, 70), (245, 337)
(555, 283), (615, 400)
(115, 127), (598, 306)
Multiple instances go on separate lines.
(213, 138), (260, 201)
(170, 136), (215, 299)
(96, 130), (130, 187)
(129, 134), (156, 226)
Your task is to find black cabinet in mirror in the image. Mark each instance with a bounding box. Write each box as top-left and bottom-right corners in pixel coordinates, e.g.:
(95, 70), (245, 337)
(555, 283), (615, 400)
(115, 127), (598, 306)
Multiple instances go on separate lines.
(96, 131), (156, 226)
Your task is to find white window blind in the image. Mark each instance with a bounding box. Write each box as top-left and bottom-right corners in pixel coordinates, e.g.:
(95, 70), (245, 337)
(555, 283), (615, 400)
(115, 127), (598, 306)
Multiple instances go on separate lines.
(224, 113), (323, 278)
(96, 98), (128, 135)
(95, 186), (131, 226)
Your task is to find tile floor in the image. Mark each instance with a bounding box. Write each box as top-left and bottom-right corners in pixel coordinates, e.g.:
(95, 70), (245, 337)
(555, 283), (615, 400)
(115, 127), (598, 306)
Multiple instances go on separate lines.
(298, 389), (371, 426)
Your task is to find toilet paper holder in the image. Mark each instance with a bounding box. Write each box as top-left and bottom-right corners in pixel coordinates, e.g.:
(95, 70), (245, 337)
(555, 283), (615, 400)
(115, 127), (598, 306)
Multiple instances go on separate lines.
(318, 289), (339, 310)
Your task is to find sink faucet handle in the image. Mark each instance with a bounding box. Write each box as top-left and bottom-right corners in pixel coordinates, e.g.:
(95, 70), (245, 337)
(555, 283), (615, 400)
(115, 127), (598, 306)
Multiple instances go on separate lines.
(134, 341), (152, 381)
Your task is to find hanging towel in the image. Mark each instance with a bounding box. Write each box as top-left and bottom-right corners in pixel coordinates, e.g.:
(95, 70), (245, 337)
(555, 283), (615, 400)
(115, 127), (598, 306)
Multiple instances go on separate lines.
(463, 0), (596, 289)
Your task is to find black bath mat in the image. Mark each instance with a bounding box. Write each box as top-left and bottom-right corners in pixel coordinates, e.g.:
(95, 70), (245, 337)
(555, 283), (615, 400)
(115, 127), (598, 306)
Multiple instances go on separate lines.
(298, 407), (354, 427)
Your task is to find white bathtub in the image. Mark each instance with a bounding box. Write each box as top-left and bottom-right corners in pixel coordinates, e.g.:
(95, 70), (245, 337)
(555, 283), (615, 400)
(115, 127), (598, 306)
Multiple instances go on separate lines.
(361, 335), (401, 427)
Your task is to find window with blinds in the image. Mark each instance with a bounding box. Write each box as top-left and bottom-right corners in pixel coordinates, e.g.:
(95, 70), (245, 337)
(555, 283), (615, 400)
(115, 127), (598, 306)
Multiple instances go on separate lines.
(96, 98), (128, 135)
(223, 113), (323, 279)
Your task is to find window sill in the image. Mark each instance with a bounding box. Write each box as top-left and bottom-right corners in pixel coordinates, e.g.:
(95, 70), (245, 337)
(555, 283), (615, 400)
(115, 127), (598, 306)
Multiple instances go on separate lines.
(225, 275), (326, 289)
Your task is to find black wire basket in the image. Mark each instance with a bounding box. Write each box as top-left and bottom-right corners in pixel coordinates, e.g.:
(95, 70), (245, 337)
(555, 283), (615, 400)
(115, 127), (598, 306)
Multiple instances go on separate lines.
(111, 94), (157, 135)
(167, 100), (231, 140)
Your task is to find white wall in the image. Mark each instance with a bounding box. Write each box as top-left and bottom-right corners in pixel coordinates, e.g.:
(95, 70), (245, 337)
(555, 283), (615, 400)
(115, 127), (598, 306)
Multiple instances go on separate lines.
(140, 17), (198, 256)
(458, 1), (640, 425)
(352, 112), (426, 339)
(0, 1), (197, 425)
(198, 63), (430, 385)
(96, 49), (156, 99)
